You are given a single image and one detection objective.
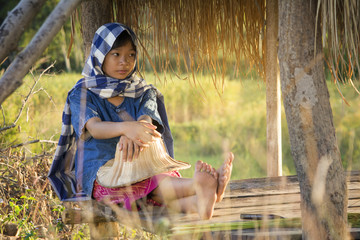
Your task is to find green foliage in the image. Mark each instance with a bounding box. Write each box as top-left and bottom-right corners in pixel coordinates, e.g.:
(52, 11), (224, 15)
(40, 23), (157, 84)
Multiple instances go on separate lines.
(0, 72), (78, 152)
(161, 78), (272, 178)
(3, 195), (37, 239)
(348, 213), (360, 228)
(0, 0), (19, 24)
(1, 0), (84, 73)
(0, 71), (359, 239)
(1, 193), (47, 239)
(328, 82), (360, 171)
(1, 72), (360, 180)
(144, 73), (360, 179)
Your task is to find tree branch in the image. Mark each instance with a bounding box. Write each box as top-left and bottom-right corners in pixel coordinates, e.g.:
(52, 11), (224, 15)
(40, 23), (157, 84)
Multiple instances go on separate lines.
(0, 105), (5, 125)
(0, 0), (47, 63)
(10, 139), (57, 149)
(0, 0), (81, 105)
(0, 124), (16, 133)
(0, 63), (55, 133)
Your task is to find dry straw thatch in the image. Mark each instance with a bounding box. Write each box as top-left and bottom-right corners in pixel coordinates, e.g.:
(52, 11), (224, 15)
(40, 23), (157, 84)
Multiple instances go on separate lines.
(112, 0), (266, 90)
(81, 0), (359, 90)
(316, 0), (360, 92)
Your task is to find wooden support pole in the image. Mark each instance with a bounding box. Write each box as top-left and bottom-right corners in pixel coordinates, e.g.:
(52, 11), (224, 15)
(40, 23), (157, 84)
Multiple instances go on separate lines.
(278, 1), (349, 238)
(265, 0), (282, 177)
(80, 0), (112, 60)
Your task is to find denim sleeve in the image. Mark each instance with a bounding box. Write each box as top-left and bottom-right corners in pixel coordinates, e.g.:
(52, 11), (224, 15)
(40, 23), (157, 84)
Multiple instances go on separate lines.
(68, 88), (100, 140)
(136, 89), (164, 133)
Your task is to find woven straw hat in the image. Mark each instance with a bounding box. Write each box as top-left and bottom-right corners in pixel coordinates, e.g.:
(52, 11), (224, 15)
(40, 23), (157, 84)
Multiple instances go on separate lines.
(96, 138), (191, 188)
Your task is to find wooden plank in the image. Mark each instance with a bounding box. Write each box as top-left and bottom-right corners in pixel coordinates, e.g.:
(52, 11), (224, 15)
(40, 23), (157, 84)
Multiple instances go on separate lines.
(171, 171), (360, 226)
(216, 193), (301, 209)
(62, 171), (360, 236)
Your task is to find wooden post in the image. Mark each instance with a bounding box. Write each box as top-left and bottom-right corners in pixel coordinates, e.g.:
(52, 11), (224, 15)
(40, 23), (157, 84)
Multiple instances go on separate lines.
(80, 0), (112, 59)
(79, 4), (118, 237)
(78, 201), (121, 240)
(265, 0), (282, 177)
(278, 0), (349, 238)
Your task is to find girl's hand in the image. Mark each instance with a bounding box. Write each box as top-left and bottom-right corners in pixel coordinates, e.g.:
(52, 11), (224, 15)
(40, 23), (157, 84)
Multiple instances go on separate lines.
(118, 136), (141, 162)
(123, 121), (161, 147)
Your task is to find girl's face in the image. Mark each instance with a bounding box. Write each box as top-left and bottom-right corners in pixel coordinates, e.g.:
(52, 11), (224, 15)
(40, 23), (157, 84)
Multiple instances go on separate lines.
(102, 40), (136, 79)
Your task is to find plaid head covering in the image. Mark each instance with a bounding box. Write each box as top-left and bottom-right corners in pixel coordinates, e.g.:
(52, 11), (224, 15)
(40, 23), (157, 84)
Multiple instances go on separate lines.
(48, 23), (174, 201)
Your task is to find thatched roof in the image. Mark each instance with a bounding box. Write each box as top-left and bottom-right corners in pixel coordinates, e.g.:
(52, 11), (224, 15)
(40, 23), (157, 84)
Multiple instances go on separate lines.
(316, 0), (360, 92)
(111, 0), (266, 90)
(103, 0), (359, 90)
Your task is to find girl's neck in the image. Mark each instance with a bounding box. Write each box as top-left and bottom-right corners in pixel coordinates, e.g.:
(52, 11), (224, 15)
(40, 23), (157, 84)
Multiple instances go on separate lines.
(107, 96), (124, 107)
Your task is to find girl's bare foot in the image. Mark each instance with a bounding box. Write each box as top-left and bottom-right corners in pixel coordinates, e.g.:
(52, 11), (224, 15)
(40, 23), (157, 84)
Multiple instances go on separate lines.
(216, 152), (234, 202)
(194, 161), (218, 220)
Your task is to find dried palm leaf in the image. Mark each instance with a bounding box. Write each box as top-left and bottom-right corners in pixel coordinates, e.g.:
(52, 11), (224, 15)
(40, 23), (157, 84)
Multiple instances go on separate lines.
(96, 138), (191, 188)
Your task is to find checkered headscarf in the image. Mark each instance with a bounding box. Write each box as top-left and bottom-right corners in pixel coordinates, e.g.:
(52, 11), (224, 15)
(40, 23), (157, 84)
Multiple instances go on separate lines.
(48, 23), (174, 201)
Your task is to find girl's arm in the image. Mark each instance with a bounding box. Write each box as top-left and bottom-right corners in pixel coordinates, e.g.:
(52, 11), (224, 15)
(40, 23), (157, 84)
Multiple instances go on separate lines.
(118, 115), (158, 161)
(137, 114), (152, 123)
(85, 117), (161, 147)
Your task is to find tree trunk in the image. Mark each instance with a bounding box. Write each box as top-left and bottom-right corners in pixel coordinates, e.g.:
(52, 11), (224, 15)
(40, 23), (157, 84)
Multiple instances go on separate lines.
(265, 0), (282, 177)
(81, 0), (112, 60)
(0, 0), (81, 105)
(278, 1), (349, 239)
(0, 0), (47, 63)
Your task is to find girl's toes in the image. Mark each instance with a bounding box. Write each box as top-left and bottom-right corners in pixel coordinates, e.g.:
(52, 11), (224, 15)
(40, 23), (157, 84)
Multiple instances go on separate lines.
(206, 164), (212, 173)
(195, 160), (203, 172)
(212, 168), (219, 179)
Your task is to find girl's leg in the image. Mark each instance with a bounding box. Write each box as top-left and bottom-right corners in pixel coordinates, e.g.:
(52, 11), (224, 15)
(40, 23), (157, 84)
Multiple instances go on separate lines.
(192, 161), (218, 219)
(216, 152), (234, 202)
(151, 161), (218, 220)
(166, 195), (198, 214)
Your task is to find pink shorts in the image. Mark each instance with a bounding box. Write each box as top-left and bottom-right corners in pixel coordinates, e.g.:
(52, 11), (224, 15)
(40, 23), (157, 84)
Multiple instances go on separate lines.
(92, 171), (181, 210)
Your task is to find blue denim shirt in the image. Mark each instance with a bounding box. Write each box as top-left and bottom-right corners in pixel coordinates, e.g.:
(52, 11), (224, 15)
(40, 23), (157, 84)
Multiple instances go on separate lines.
(68, 87), (164, 198)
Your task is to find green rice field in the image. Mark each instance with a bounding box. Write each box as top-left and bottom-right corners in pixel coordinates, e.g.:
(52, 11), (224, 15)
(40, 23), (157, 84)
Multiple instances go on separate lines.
(1, 72), (359, 179)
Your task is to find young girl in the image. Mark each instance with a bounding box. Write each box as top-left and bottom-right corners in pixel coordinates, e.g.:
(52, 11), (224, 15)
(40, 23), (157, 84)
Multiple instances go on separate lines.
(48, 23), (233, 220)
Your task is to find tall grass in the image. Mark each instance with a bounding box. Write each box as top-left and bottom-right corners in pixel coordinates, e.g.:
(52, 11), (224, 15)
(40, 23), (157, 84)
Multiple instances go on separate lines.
(155, 75), (272, 178)
(0, 71), (359, 238)
(1, 72), (359, 179)
(148, 74), (360, 178)
(0, 72), (77, 153)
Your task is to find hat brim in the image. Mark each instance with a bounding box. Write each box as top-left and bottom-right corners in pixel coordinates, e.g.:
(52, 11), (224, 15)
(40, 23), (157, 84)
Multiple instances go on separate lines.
(96, 138), (191, 188)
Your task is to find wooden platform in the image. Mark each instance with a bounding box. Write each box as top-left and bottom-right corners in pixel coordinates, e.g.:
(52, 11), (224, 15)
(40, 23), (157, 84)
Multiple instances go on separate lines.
(63, 171), (360, 238)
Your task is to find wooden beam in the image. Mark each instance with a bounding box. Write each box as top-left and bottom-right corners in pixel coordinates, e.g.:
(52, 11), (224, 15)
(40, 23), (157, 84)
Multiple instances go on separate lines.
(265, 0), (282, 177)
